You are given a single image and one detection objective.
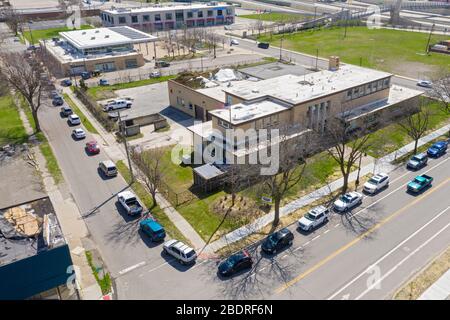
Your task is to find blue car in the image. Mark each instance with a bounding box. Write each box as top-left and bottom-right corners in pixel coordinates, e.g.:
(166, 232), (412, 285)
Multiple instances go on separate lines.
(99, 79), (109, 86)
(139, 218), (166, 242)
(60, 79), (72, 86)
(427, 141), (448, 157)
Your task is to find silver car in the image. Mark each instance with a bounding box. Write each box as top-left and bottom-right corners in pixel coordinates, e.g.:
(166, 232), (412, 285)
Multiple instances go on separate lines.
(163, 239), (197, 265)
(333, 192), (363, 212)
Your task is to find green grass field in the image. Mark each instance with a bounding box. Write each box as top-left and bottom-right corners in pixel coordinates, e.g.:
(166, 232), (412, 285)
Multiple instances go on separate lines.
(240, 12), (308, 23)
(23, 25), (93, 44)
(86, 75), (176, 101)
(258, 27), (450, 76)
(0, 95), (28, 146)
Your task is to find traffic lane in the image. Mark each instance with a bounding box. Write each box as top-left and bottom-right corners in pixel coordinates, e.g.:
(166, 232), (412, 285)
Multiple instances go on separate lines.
(38, 101), (169, 275)
(115, 156), (449, 299)
(274, 167), (450, 299)
(331, 205), (450, 300)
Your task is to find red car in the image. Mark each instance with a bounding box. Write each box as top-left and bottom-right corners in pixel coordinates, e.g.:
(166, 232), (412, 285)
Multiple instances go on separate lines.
(85, 141), (100, 154)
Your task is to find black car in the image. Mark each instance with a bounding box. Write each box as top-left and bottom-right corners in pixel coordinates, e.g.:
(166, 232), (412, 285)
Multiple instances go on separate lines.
(261, 228), (294, 254)
(257, 42), (270, 49)
(218, 250), (253, 277)
(52, 96), (64, 106)
(80, 71), (91, 80)
(155, 60), (170, 68)
(60, 105), (73, 117)
(60, 79), (72, 87)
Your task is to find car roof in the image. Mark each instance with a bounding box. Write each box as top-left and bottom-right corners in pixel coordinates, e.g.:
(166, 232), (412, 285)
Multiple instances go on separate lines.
(118, 190), (136, 199)
(143, 219), (163, 232)
(371, 173), (387, 181)
(74, 128), (84, 132)
(309, 205), (328, 216)
(415, 176), (426, 182)
(170, 240), (194, 254)
(347, 192), (360, 198)
(69, 114), (79, 118)
(432, 141), (446, 147)
(100, 160), (115, 167)
(412, 153), (426, 159)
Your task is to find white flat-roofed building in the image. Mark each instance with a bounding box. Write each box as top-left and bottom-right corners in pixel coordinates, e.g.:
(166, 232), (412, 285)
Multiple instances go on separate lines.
(41, 26), (157, 76)
(100, 2), (235, 32)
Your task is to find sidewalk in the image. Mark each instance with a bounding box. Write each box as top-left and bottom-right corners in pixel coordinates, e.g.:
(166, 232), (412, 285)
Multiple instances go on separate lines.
(205, 123), (450, 253)
(15, 98), (103, 300)
(419, 269), (450, 300)
(64, 89), (206, 250)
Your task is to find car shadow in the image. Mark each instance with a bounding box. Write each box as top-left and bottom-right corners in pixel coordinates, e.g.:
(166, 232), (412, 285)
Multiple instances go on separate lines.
(215, 266), (253, 281)
(159, 251), (196, 272)
(114, 201), (141, 223)
(138, 229), (163, 249)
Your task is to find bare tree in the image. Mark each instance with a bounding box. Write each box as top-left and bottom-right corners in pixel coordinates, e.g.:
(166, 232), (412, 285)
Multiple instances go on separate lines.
(397, 102), (430, 155)
(2, 7), (21, 36)
(325, 114), (371, 194)
(431, 72), (450, 135)
(0, 51), (44, 132)
(131, 147), (166, 208)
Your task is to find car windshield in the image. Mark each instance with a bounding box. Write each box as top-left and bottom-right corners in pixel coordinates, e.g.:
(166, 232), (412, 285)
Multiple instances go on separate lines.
(185, 249), (195, 258)
(304, 213), (316, 221)
(411, 156), (421, 162)
(340, 195), (352, 203)
(368, 178), (379, 184)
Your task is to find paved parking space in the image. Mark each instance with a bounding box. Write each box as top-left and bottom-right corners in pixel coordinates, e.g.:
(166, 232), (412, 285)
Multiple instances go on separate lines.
(111, 82), (169, 119)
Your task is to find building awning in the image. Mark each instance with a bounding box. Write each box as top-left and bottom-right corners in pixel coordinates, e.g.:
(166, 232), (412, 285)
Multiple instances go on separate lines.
(194, 163), (225, 180)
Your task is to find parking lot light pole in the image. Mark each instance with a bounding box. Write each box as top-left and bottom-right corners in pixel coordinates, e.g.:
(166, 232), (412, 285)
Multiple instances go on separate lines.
(118, 110), (134, 184)
(355, 152), (366, 190)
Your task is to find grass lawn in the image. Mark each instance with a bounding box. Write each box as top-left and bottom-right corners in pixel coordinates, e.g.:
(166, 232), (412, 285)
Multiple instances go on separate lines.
(258, 27), (450, 75)
(23, 25), (92, 44)
(365, 101), (450, 158)
(85, 250), (112, 295)
(0, 95), (28, 146)
(86, 75), (176, 101)
(116, 160), (192, 246)
(63, 93), (98, 134)
(240, 12), (308, 23)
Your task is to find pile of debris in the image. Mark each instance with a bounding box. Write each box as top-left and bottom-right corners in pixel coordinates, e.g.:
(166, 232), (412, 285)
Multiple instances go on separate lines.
(0, 144), (29, 164)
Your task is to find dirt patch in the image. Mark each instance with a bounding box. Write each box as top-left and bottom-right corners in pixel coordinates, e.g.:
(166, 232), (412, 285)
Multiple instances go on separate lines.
(385, 60), (439, 79)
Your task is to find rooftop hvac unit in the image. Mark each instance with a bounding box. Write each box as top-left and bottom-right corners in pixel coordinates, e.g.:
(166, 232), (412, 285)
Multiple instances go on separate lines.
(91, 37), (95, 40)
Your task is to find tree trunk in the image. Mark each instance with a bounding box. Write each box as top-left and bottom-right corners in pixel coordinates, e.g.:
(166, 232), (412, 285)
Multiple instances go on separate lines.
(273, 198), (281, 226)
(414, 139), (419, 154)
(31, 109), (41, 133)
(342, 173), (349, 195)
(150, 191), (157, 208)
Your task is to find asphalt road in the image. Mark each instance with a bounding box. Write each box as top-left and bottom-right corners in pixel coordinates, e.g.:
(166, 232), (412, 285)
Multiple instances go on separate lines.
(115, 153), (450, 299)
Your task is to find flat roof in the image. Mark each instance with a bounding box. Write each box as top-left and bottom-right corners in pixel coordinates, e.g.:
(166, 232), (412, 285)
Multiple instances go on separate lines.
(196, 78), (260, 102)
(209, 99), (291, 125)
(224, 65), (393, 105)
(103, 2), (232, 14)
(59, 27), (157, 50)
(239, 62), (315, 80)
(0, 197), (66, 267)
(194, 163), (225, 180)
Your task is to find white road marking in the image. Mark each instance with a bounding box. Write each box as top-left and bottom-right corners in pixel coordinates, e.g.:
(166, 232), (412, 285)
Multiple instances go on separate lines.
(281, 254), (288, 259)
(327, 206), (450, 300)
(118, 261), (146, 275)
(311, 235), (321, 241)
(356, 219), (450, 300)
(335, 223), (341, 228)
(323, 229), (330, 235)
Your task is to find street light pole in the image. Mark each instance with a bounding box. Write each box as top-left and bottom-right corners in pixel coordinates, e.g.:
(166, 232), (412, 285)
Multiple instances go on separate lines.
(118, 110), (134, 184)
(355, 152), (366, 190)
(279, 36), (283, 62)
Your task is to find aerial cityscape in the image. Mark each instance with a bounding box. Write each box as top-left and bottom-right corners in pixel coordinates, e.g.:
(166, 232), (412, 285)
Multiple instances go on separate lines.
(0, 0), (449, 309)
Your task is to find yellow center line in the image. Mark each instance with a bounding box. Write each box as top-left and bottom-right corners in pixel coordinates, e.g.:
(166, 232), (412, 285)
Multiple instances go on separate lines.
(275, 177), (450, 295)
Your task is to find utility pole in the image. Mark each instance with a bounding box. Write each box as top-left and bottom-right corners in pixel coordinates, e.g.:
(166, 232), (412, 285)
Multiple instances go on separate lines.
(279, 36), (284, 61)
(315, 48), (319, 70)
(425, 23), (435, 54)
(200, 55), (203, 72)
(153, 41), (157, 65)
(118, 110), (134, 184)
(355, 152), (366, 190)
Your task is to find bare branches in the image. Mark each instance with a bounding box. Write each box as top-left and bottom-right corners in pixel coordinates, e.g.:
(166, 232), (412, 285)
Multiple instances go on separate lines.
(1, 7), (21, 36)
(430, 72), (450, 115)
(397, 102), (430, 154)
(0, 51), (44, 132)
(131, 147), (166, 208)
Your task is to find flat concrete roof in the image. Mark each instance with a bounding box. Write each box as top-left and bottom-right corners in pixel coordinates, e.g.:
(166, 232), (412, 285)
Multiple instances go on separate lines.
(194, 163), (225, 180)
(210, 99), (291, 125)
(103, 2), (233, 14)
(196, 78), (260, 103)
(224, 65), (393, 105)
(239, 62), (315, 80)
(59, 27), (157, 50)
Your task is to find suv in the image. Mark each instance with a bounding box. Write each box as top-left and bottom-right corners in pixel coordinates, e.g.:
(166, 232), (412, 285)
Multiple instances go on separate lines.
(298, 205), (330, 232)
(333, 192), (363, 212)
(163, 239), (197, 265)
(261, 228), (294, 254)
(52, 95), (64, 106)
(98, 160), (117, 177)
(363, 173), (389, 194)
(427, 141), (448, 157)
(140, 218), (166, 242)
(67, 114), (81, 125)
(60, 105), (73, 117)
(257, 42), (269, 49)
(103, 99), (132, 111)
(407, 153), (428, 170)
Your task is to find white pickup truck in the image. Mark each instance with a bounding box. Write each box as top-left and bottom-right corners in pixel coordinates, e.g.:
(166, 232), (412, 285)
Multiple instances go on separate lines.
(117, 191), (143, 216)
(103, 99), (132, 112)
